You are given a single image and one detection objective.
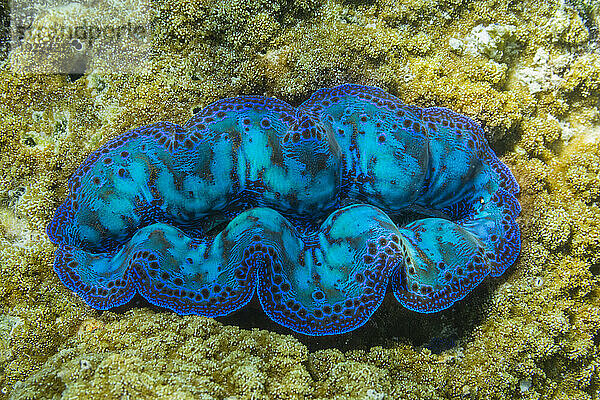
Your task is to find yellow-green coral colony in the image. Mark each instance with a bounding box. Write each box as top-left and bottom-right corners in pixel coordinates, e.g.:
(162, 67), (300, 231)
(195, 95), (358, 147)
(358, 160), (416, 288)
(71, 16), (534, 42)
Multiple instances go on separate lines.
(46, 84), (521, 335)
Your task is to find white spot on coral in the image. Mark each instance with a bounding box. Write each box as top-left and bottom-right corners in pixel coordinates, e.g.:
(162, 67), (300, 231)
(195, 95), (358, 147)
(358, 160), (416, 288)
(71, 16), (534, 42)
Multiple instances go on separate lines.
(448, 37), (463, 52)
(556, 116), (576, 144)
(365, 388), (385, 400)
(512, 48), (572, 94)
(455, 24), (518, 61)
(519, 377), (532, 392)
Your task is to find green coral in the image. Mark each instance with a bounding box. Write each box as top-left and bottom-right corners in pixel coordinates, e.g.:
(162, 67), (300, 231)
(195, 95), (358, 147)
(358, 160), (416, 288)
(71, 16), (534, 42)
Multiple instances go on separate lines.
(9, 312), (312, 399)
(1, 0), (600, 398)
(562, 53), (600, 98)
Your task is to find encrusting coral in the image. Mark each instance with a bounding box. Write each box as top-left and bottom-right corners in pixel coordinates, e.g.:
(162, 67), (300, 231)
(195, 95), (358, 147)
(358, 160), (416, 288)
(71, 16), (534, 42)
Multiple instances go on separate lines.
(1, 0), (600, 398)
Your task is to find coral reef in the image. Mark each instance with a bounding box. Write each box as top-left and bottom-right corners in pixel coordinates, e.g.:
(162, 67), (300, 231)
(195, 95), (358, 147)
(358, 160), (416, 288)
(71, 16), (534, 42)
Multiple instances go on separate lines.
(1, 0), (599, 398)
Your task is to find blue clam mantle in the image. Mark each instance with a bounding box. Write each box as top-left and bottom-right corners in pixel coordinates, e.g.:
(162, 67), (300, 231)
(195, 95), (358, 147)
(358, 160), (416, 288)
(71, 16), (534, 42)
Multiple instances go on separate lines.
(47, 84), (521, 335)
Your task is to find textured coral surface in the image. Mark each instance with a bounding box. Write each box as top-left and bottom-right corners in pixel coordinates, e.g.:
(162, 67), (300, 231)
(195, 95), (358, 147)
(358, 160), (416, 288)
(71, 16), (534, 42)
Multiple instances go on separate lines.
(1, 0), (599, 398)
